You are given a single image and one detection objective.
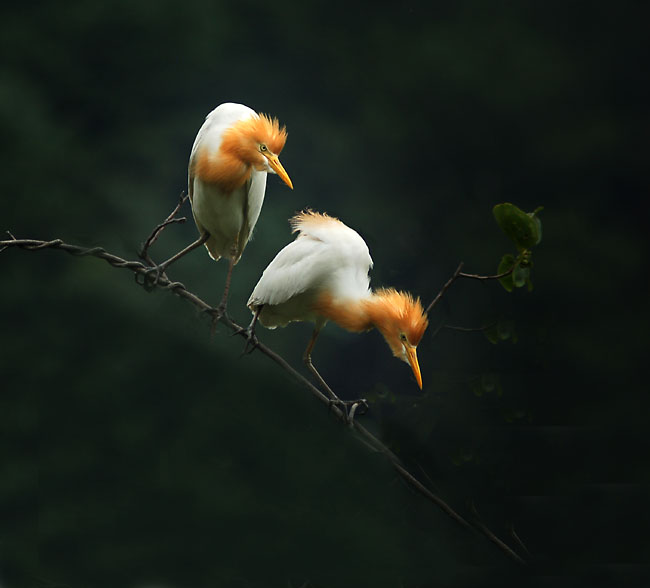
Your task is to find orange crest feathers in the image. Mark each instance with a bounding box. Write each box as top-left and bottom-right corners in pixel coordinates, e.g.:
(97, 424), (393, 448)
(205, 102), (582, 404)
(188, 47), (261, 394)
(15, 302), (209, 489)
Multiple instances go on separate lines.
(230, 113), (288, 154)
(290, 210), (342, 234)
(364, 288), (429, 348)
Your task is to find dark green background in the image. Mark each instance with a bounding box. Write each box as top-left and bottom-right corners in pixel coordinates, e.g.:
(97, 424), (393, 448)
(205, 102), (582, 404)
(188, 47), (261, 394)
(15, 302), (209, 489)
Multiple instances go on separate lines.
(1, 1), (648, 586)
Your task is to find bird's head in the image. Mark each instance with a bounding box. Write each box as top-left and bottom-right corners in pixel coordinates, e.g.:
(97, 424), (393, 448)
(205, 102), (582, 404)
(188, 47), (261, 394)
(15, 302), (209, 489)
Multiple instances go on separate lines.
(225, 113), (293, 189)
(364, 289), (429, 389)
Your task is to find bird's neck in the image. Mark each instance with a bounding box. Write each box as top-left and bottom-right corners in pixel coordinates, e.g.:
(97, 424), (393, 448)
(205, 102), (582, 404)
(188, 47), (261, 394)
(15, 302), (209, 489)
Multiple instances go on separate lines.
(194, 146), (252, 193)
(314, 293), (385, 333)
(195, 126), (264, 193)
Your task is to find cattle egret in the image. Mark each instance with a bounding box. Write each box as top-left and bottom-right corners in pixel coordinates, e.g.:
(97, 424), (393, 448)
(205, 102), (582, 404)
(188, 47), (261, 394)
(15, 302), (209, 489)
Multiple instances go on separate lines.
(247, 211), (429, 405)
(155, 102), (292, 313)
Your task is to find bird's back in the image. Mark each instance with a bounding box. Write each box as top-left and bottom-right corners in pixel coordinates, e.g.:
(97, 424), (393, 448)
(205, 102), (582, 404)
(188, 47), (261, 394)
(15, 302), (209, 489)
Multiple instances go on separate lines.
(189, 103), (257, 159)
(248, 212), (373, 327)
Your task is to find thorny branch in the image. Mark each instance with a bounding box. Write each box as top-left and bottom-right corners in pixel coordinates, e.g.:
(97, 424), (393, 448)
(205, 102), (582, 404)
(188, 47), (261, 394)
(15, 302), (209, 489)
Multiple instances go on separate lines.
(1, 208), (527, 566)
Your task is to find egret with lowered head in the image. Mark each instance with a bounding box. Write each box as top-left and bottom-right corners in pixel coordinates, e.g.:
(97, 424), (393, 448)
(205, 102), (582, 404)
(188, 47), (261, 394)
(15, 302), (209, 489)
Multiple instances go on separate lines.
(247, 211), (428, 409)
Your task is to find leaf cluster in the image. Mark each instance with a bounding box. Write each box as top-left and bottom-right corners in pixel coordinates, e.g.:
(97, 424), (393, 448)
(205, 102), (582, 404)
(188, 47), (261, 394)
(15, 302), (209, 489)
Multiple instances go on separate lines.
(492, 203), (543, 292)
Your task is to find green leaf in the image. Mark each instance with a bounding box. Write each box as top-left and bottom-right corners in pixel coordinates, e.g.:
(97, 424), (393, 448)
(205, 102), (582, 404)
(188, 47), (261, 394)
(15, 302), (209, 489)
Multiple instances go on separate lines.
(526, 276), (534, 292)
(513, 264), (529, 288)
(483, 322), (500, 344)
(530, 211), (543, 245)
(493, 203), (542, 250)
(451, 449), (474, 466)
(481, 373), (498, 393)
(519, 251), (533, 268)
(497, 319), (516, 341)
(461, 449), (473, 463)
(497, 253), (516, 292)
(510, 324), (519, 344)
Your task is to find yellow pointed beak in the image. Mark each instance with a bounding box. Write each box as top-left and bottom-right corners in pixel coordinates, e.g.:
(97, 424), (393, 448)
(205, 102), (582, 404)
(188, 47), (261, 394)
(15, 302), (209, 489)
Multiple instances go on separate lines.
(265, 153), (293, 189)
(405, 345), (423, 390)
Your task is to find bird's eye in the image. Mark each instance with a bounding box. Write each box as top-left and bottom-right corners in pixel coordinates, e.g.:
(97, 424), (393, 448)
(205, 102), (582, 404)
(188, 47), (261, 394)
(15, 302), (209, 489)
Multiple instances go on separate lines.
(399, 333), (407, 342)
(260, 144), (268, 152)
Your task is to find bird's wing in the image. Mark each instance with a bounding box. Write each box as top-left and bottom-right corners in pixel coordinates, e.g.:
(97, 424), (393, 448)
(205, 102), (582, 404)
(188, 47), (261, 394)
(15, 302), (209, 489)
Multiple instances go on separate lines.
(248, 235), (340, 308)
(187, 159), (210, 238)
(237, 169), (268, 255)
(188, 156), (195, 205)
(187, 118), (208, 208)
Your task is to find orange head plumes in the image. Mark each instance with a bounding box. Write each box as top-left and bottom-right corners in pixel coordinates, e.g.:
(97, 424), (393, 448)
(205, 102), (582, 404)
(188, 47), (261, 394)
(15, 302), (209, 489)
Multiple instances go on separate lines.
(222, 113), (292, 189)
(362, 289), (429, 389)
(231, 113), (288, 154)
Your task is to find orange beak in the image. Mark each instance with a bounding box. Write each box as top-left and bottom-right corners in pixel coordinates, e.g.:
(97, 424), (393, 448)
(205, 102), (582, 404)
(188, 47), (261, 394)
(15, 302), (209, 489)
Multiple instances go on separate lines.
(264, 153), (293, 189)
(405, 345), (423, 390)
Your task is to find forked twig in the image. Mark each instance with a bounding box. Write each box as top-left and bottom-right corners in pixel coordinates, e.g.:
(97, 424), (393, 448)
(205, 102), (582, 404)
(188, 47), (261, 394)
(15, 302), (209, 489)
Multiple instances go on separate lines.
(139, 192), (190, 265)
(509, 523), (532, 558)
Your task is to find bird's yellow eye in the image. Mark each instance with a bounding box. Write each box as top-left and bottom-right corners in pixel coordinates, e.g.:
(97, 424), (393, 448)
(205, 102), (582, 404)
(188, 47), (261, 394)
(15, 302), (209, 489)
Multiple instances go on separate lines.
(259, 144), (268, 152)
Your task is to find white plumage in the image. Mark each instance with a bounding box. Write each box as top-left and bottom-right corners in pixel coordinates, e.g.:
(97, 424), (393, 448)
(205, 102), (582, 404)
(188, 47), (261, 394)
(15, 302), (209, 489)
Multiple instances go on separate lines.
(248, 212), (373, 328)
(247, 211), (429, 390)
(189, 103), (268, 263)
(174, 101), (291, 312)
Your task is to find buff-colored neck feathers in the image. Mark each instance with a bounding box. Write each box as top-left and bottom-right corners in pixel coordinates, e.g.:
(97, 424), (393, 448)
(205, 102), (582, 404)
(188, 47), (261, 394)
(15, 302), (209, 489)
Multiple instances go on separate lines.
(194, 114), (288, 192)
(362, 289), (429, 348)
(315, 288), (428, 350)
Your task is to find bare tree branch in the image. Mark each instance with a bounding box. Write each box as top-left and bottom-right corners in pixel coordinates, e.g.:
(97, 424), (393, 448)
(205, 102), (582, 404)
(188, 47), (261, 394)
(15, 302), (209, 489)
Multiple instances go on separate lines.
(0, 232), (527, 565)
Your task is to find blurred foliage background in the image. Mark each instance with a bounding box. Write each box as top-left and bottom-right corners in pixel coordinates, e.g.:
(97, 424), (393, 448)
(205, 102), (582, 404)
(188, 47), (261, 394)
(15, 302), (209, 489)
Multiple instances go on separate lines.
(1, 1), (649, 586)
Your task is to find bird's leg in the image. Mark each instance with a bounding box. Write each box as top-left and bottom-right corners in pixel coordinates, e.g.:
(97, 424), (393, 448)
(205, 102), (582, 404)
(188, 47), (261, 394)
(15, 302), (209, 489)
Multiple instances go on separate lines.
(303, 329), (339, 403)
(210, 256), (236, 334)
(158, 231), (210, 271)
(234, 305), (262, 355)
(302, 329), (368, 423)
(215, 257), (236, 319)
(141, 232), (209, 289)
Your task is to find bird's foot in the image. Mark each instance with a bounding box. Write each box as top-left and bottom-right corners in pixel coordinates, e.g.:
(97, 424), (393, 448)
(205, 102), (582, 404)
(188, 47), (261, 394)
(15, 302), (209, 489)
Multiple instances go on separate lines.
(328, 397), (369, 425)
(136, 264), (168, 291)
(231, 325), (259, 356)
(209, 302), (231, 336)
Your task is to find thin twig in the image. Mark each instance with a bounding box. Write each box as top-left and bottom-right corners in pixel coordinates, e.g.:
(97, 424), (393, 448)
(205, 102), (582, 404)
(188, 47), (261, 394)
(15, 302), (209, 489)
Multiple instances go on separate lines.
(139, 192), (189, 265)
(425, 262), (464, 314)
(425, 262), (516, 314)
(442, 322), (496, 333)
(458, 268), (515, 281)
(0, 234), (527, 565)
(469, 502), (525, 564)
(417, 462), (442, 495)
(509, 523), (532, 558)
